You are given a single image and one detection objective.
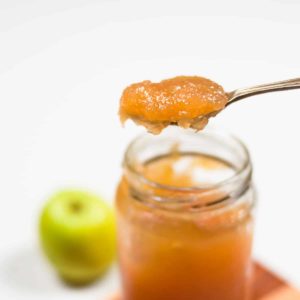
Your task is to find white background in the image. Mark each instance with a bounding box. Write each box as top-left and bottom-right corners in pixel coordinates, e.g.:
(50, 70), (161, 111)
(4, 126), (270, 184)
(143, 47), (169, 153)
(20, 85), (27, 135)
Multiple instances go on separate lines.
(1, 0), (300, 299)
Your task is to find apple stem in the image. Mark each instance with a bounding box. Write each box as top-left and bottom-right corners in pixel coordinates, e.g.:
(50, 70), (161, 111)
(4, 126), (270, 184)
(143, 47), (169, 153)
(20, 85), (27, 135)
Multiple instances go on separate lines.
(70, 201), (83, 213)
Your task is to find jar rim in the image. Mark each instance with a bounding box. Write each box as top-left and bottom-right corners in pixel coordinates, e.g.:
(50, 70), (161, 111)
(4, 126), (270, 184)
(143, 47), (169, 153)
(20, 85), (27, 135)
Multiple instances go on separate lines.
(124, 128), (252, 194)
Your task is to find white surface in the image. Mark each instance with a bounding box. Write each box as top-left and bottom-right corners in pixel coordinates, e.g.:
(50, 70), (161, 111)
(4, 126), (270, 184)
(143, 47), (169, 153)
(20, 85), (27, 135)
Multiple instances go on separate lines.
(1, 0), (300, 299)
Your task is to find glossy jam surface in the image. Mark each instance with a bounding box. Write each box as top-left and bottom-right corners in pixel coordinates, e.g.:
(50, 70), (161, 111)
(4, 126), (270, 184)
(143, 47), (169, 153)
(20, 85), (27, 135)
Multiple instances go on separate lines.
(116, 153), (253, 300)
(119, 76), (228, 133)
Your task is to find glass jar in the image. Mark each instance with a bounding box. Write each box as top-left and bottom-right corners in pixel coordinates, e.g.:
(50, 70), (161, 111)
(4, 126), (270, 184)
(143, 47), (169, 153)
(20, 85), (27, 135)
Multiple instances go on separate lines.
(116, 128), (255, 300)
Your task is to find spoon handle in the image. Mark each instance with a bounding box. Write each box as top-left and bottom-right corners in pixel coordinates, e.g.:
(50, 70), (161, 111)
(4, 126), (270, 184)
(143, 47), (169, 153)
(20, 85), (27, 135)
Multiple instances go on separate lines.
(227, 77), (300, 105)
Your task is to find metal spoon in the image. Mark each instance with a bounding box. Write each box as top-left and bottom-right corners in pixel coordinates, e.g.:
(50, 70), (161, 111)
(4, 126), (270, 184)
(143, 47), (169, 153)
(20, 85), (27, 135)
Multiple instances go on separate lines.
(132, 77), (300, 133)
(226, 77), (300, 106)
(170, 77), (300, 131)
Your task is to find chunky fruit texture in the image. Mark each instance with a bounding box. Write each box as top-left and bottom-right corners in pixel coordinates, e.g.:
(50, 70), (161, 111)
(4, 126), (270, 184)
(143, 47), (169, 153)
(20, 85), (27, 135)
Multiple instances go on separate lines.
(116, 154), (253, 300)
(119, 76), (228, 133)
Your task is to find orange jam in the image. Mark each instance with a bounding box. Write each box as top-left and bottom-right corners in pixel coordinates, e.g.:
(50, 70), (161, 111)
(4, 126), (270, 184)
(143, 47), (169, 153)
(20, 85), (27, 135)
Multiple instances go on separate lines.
(116, 130), (254, 300)
(119, 76), (228, 134)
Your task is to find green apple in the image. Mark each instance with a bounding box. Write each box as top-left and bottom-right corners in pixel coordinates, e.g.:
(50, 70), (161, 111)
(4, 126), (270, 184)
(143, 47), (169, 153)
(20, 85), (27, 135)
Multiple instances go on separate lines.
(39, 189), (116, 285)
